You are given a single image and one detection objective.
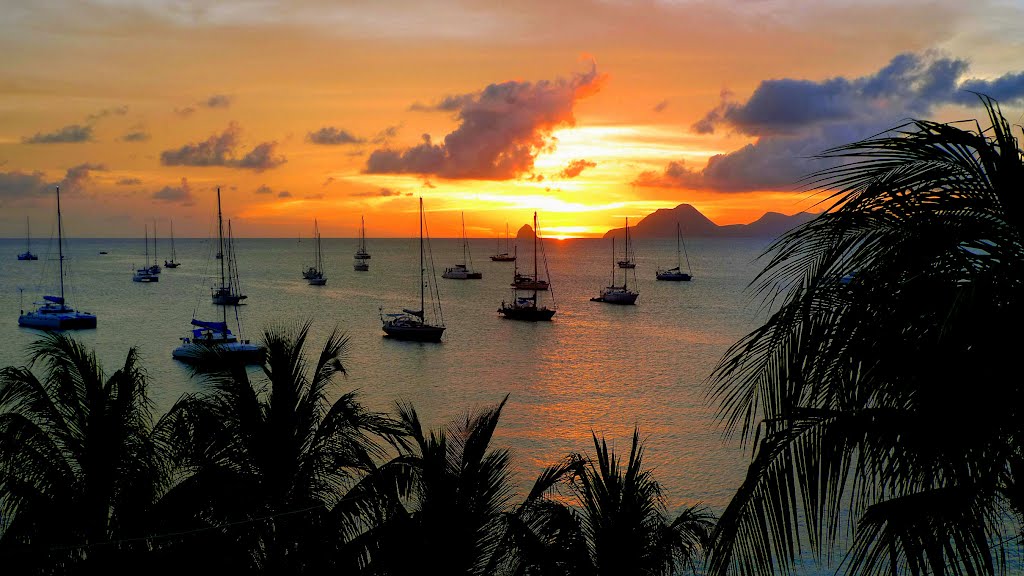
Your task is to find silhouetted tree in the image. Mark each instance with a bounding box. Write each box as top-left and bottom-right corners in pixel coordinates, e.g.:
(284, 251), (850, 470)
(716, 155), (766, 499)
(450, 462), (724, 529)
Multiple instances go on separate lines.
(707, 95), (1024, 575)
(0, 333), (167, 574)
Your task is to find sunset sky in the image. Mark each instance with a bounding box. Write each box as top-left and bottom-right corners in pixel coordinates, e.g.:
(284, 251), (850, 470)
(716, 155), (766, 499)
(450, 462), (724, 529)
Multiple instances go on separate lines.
(2, 0), (1023, 238)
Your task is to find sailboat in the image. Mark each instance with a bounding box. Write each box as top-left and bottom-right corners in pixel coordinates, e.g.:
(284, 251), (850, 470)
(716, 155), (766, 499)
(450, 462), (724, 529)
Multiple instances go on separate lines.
(498, 212), (556, 321)
(132, 225), (159, 282)
(354, 216), (369, 271)
(591, 236), (639, 304)
(656, 222), (693, 281)
(380, 197), (445, 341)
(147, 219), (161, 275)
(17, 217), (38, 260)
(303, 219), (327, 285)
(164, 219), (180, 268)
(211, 188), (248, 305)
(511, 220), (549, 290)
(18, 186), (97, 330)
(617, 217), (637, 269)
(490, 223), (516, 261)
(442, 212), (482, 279)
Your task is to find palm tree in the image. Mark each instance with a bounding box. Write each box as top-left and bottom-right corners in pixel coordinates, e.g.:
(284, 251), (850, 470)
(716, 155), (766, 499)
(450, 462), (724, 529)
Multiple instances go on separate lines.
(0, 333), (166, 574)
(706, 94), (1024, 575)
(359, 395), (517, 575)
(161, 321), (398, 574)
(507, 429), (714, 576)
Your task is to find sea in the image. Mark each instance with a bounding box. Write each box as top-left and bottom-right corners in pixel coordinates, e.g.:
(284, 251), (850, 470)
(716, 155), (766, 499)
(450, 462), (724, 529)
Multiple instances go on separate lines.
(0, 234), (777, 514)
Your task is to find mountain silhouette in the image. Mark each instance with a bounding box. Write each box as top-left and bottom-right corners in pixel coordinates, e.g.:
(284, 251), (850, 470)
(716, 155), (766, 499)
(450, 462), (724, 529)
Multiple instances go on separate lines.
(603, 204), (817, 239)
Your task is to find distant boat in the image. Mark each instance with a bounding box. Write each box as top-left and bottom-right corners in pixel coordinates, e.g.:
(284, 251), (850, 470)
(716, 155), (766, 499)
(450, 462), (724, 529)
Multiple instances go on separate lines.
(354, 216), (369, 271)
(303, 219), (327, 285)
(490, 223), (516, 262)
(18, 186), (97, 330)
(442, 212), (482, 280)
(132, 225), (159, 283)
(211, 188), (247, 305)
(498, 211), (556, 321)
(355, 215), (371, 260)
(17, 217), (38, 260)
(380, 197), (445, 342)
(147, 219), (161, 275)
(591, 235), (638, 305)
(617, 216), (637, 269)
(655, 222), (693, 282)
(164, 219), (180, 268)
(99, 251), (108, 255)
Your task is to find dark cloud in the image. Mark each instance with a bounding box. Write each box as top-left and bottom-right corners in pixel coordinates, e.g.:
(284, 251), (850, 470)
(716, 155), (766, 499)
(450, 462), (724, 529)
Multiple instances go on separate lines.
(160, 123), (286, 171)
(87, 105), (129, 121)
(278, 191), (292, 198)
(152, 178), (194, 204)
(204, 94), (232, 108)
(653, 99), (669, 113)
(22, 124), (93, 144)
(558, 159), (596, 179)
(121, 130), (150, 142)
(644, 52), (1024, 193)
(174, 106), (196, 117)
(0, 170), (53, 200)
(117, 177), (143, 186)
(254, 184), (274, 194)
(409, 94), (476, 112)
(61, 163), (105, 194)
(351, 187), (403, 197)
(371, 125), (401, 144)
(307, 127), (365, 145)
(365, 62), (607, 180)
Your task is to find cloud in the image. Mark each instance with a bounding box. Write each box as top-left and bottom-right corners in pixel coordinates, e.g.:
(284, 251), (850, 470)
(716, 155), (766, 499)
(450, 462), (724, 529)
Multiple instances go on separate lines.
(307, 126), (365, 145)
(371, 124), (401, 144)
(642, 51), (1024, 193)
(204, 94), (232, 108)
(174, 106), (196, 117)
(61, 163), (105, 194)
(365, 61), (607, 180)
(558, 159), (596, 179)
(0, 170), (53, 200)
(22, 124), (93, 144)
(160, 123), (286, 171)
(653, 99), (669, 113)
(87, 105), (129, 121)
(121, 130), (150, 142)
(117, 177), (143, 186)
(254, 184), (274, 194)
(322, 177), (335, 186)
(351, 187), (404, 197)
(152, 178), (194, 204)
(278, 191), (292, 198)
(409, 94), (477, 112)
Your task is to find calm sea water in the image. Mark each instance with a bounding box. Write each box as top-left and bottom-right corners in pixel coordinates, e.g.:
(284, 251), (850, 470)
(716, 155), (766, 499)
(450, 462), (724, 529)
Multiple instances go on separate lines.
(0, 233), (776, 513)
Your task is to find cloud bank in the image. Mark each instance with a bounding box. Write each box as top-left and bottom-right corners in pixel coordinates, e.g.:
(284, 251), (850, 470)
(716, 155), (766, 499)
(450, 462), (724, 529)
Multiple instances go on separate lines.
(160, 123), (286, 171)
(365, 62), (607, 180)
(639, 51), (1024, 193)
(22, 124), (93, 144)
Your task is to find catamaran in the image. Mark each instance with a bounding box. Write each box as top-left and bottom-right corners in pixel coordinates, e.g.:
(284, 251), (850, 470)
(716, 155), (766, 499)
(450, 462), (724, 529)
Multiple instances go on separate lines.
(380, 198), (445, 341)
(498, 212), (556, 321)
(18, 186), (97, 330)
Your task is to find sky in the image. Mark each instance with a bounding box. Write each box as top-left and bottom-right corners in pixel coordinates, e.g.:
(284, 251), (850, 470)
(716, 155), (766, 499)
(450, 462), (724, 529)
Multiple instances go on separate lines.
(1, 0), (1023, 239)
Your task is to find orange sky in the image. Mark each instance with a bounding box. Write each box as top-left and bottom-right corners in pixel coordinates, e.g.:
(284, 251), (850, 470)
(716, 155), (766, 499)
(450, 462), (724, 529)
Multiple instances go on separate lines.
(1, 1), (1022, 238)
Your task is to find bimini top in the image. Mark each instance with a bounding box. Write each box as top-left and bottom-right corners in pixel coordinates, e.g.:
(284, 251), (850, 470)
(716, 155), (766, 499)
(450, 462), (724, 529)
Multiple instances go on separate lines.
(43, 295), (65, 304)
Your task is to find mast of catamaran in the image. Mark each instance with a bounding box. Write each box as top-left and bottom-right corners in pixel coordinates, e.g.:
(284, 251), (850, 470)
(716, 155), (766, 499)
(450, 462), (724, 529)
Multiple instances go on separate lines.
(419, 198), (425, 318)
(56, 186), (65, 304)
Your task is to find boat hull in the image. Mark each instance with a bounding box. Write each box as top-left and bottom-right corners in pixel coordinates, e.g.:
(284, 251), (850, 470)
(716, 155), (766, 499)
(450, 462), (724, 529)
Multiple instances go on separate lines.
(617, 261), (636, 269)
(382, 322), (445, 342)
(212, 289), (247, 305)
(307, 277), (327, 286)
(164, 261), (180, 268)
(353, 261), (369, 271)
(656, 272), (692, 281)
(498, 304), (555, 321)
(172, 342), (265, 364)
(592, 289), (639, 305)
(17, 253), (38, 261)
(133, 273), (159, 282)
(19, 311), (97, 330)
(490, 254), (515, 262)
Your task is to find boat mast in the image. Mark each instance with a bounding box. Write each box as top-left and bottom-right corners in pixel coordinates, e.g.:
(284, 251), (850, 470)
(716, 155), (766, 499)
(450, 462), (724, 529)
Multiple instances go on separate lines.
(533, 212), (538, 283)
(153, 219), (157, 266)
(170, 220), (176, 261)
(25, 216), (30, 253)
(217, 188), (226, 291)
(56, 186), (65, 303)
(461, 212), (468, 265)
(144, 225), (149, 265)
(611, 237), (615, 286)
(419, 198), (425, 319)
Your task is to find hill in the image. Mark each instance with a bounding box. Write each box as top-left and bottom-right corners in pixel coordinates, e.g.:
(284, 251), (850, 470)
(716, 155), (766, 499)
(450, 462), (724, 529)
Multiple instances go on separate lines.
(603, 204), (818, 239)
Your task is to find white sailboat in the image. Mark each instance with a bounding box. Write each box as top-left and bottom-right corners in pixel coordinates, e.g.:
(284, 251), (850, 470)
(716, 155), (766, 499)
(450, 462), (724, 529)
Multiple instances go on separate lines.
(211, 188), (247, 305)
(18, 186), (97, 330)
(498, 212), (556, 321)
(17, 217), (38, 260)
(354, 215), (369, 271)
(617, 217), (637, 269)
(490, 223), (516, 262)
(442, 212), (482, 279)
(132, 225), (159, 282)
(303, 219), (327, 285)
(164, 219), (180, 268)
(380, 198), (445, 341)
(591, 235), (639, 305)
(656, 222), (693, 281)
